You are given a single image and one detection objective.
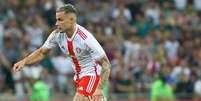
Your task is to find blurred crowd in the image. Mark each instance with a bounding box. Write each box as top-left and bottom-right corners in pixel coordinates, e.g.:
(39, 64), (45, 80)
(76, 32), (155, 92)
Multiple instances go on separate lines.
(0, 0), (201, 100)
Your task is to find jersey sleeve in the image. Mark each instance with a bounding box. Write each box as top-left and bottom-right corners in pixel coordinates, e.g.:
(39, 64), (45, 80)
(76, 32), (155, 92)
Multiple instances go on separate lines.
(85, 33), (106, 60)
(42, 30), (58, 49)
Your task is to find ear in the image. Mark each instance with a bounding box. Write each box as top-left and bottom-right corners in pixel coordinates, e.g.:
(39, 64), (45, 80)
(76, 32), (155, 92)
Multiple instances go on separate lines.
(70, 17), (73, 21)
(69, 17), (74, 25)
(69, 13), (76, 22)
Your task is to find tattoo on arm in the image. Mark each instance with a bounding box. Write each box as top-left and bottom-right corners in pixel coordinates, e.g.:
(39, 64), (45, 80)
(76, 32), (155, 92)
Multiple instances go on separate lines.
(97, 56), (111, 88)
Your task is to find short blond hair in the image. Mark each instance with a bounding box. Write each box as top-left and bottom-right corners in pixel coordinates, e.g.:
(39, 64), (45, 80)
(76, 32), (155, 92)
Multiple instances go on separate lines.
(56, 4), (77, 14)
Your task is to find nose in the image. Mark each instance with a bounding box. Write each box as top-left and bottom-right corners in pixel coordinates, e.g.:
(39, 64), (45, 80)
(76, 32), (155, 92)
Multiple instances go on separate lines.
(55, 21), (59, 26)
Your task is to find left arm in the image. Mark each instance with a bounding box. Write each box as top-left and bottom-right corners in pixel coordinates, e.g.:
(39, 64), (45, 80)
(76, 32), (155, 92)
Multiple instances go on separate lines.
(84, 31), (111, 88)
(96, 56), (111, 89)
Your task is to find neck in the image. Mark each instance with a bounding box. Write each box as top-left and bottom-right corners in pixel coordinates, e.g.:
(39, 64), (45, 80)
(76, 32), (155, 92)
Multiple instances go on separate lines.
(65, 23), (76, 38)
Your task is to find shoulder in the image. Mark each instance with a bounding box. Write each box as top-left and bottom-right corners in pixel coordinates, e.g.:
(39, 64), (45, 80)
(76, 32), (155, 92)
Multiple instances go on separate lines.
(47, 29), (60, 39)
(51, 29), (60, 37)
(76, 24), (94, 40)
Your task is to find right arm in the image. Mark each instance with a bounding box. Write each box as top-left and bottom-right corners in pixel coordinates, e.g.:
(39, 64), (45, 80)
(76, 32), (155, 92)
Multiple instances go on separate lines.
(21, 48), (50, 65)
(13, 30), (58, 73)
(13, 47), (51, 72)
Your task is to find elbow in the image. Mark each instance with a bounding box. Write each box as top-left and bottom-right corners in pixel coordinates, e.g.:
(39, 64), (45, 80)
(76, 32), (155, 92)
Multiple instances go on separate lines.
(104, 66), (110, 72)
(107, 68), (111, 74)
(107, 63), (111, 72)
(97, 56), (111, 72)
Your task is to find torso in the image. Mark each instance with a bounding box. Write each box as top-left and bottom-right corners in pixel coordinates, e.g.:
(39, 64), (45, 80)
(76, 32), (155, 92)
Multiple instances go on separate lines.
(47, 24), (103, 80)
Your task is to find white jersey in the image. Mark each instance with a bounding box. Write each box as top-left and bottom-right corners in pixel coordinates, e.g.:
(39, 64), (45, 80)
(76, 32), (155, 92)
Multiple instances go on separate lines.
(42, 24), (105, 80)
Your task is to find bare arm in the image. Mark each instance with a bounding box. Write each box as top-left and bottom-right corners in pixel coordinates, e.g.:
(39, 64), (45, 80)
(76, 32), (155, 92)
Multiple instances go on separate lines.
(13, 47), (51, 72)
(97, 56), (111, 89)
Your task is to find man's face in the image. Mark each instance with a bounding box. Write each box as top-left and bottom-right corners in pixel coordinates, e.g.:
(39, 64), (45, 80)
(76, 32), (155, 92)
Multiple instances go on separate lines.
(55, 11), (75, 32)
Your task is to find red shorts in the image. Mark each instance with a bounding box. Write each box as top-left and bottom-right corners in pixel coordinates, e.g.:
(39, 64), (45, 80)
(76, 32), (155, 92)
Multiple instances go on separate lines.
(75, 75), (100, 96)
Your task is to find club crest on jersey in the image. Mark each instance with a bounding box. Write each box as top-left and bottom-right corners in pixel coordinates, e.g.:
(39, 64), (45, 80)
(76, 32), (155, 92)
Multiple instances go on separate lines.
(76, 47), (81, 53)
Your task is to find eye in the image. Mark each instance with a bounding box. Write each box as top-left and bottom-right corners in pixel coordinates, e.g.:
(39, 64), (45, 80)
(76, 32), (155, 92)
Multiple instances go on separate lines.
(57, 18), (63, 21)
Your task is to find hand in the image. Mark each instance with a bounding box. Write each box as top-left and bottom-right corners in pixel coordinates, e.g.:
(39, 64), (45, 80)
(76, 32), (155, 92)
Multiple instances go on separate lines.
(13, 59), (26, 73)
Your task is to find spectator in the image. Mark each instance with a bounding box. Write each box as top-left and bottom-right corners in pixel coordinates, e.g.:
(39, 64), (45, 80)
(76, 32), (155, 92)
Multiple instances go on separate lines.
(151, 73), (175, 101)
(194, 76), (201, 99)
(175, 73), (194, 99)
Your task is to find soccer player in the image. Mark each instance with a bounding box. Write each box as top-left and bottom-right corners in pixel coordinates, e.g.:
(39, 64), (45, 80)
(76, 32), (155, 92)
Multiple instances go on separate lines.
(13, 4), (110, 101)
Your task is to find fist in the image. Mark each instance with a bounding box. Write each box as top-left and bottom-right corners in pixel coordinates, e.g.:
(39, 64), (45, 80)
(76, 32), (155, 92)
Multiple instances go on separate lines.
(13, 60), (26, 73)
